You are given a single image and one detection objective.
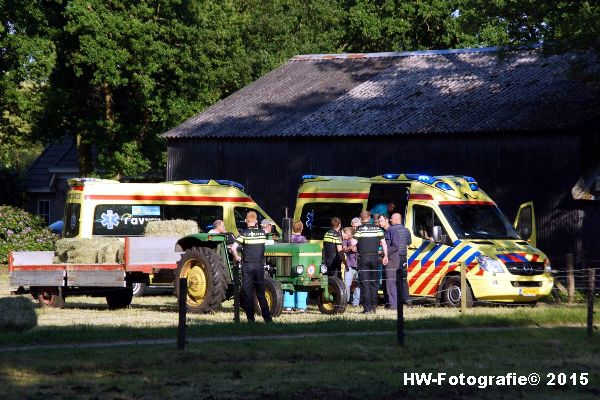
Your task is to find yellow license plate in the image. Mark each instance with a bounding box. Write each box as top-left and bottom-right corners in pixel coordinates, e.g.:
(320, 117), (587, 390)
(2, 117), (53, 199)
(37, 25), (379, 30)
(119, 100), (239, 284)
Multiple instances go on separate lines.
(519, 288), (538, 296)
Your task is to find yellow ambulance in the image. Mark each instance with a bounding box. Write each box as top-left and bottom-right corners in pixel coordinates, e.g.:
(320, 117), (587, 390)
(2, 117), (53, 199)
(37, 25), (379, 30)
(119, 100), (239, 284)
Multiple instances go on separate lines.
(293, 174), (553, 305)
(63, 178), (278, 239)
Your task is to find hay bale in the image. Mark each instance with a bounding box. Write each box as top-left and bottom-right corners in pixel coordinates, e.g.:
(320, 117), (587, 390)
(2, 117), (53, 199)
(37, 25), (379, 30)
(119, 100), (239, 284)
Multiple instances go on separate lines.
(54, 238), (124, 264)
(0, 297), (37, 332)
(144, 219), (198, 237)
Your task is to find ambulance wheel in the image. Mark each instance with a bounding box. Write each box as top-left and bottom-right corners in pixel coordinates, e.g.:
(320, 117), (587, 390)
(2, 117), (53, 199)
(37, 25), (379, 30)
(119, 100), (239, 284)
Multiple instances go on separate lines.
(254, 276), (283, 317)
(106, 287), (133, 310)
(318, 276), (348, 314)
(33, 286), (65, 308)
(441, 276), (473, 307)
(175, 246), (227, 313)
(131, 282), (146, 297)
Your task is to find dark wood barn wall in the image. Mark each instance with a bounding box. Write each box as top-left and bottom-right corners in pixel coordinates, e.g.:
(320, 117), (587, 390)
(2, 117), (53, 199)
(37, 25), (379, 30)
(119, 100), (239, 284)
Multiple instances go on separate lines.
(167, 132), (598, 266)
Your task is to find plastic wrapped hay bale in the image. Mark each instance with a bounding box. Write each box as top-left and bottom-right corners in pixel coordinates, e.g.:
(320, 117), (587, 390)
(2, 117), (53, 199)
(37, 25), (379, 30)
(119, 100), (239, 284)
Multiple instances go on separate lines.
(144, 220), (198, 237)
(0, 297), (37, 332)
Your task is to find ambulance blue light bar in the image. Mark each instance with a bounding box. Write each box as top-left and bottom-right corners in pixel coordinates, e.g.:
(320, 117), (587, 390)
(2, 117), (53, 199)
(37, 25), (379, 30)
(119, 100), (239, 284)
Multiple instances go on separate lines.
(435, 182), (454, 191)
(302, 175), (319, 180)
(463, 176), (477, 183)
(215, 180), (245, 191)
(382, 173), (400, 179)
(188, 179), (210, 184)
(405, 174), (437, 185)
(469, 183), (479, 191)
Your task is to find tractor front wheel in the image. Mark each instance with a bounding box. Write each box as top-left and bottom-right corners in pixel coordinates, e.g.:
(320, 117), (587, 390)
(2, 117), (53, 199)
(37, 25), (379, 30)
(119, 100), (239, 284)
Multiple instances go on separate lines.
(318, 276), (348, 314)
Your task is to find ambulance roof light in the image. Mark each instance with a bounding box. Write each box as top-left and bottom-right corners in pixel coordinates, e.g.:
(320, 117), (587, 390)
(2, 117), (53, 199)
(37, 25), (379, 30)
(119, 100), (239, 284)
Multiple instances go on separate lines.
(188, 179), (210, 184)
(382, 173), (400, 179)
(302, 175), (319, 180)
(463, 176), (477, 183)
(435, 182), (454, 191)
(469, 183), (479, 191)
(215, 179), (245, 191)
(405, 174), (437, 185)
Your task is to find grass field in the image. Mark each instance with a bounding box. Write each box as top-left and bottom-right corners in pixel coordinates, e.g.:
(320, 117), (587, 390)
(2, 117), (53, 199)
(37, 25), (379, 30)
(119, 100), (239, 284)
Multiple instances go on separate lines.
(1, 267), (598, 399)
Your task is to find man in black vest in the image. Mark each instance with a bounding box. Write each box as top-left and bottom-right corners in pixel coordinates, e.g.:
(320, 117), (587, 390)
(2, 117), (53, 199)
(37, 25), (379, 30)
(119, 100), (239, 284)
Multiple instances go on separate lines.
(231, 211), (272, 323)
(322, 217), (346, 278)
(354, 210), (388, 314)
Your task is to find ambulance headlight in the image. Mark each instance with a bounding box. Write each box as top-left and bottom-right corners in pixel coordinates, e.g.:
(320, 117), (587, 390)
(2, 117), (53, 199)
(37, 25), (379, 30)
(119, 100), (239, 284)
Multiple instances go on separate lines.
(544, 259), (552, 274)
(320, 264), (328, 274)
(477, 255), (504, 273)
(295, 265), (304, 275)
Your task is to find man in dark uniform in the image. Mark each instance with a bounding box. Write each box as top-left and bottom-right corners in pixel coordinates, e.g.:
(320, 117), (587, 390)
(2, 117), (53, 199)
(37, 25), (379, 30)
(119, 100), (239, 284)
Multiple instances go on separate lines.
(390, 213), (412, 305)
(231, 211), (272, 323)
(354, 210), (388, 314)
(379, 213), (412, 309)
(322, 217), (346, 278)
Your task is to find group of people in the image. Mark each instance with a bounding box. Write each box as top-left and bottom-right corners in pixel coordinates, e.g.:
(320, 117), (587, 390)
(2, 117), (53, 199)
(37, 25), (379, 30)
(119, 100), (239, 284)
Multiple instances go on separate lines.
(322, 203), (412, 314)
(226, 201), (411, 322)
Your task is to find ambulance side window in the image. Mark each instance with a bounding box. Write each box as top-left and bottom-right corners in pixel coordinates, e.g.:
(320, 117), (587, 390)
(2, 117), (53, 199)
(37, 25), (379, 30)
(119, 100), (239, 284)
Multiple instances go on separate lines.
(234, 207), (266, 231)
(163, 205), (223, 232)
(92, 204), (162, 236)
(412, 205), (446, 240)
(299, 203), (363, 240)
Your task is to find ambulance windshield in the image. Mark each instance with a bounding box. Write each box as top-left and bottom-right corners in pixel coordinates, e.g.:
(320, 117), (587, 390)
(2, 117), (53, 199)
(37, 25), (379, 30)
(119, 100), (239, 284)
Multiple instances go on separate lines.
(439, 204), (520, 240)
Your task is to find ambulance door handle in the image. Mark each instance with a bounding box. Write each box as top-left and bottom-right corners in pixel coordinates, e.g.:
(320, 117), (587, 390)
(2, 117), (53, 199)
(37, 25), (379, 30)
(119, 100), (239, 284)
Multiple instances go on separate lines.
(408, 244), (417, 250)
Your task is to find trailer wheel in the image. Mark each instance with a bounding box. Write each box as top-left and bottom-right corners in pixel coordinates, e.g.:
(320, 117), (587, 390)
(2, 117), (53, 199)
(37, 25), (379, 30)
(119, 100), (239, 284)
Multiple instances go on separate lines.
(131, 282), (146, 297)
(33, 286), (65, 308)
(106, 287), (133, 310)
(441, 276), (473, 307)
(318, 276), (348, 314)
(260, 276), (284, 317)
(175, 246), (227, 313)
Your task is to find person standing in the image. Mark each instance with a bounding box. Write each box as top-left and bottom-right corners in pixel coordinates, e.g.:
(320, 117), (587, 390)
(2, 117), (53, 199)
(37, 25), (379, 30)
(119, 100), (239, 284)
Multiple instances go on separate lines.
(231, 211), (272, 323)
(354, 210), (388, 314)
(322, 217), (346, 278)
(389, 212), (412, 306)
(342, 227), (360, 307)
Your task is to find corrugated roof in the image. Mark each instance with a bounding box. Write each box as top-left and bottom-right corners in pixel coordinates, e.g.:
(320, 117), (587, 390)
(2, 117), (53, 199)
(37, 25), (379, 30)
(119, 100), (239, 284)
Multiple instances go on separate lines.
(162, 46), (600, 139)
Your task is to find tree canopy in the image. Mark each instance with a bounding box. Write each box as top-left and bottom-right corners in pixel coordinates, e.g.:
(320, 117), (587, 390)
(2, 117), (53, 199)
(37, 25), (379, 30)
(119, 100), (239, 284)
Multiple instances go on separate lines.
(1, 0), (598, 179)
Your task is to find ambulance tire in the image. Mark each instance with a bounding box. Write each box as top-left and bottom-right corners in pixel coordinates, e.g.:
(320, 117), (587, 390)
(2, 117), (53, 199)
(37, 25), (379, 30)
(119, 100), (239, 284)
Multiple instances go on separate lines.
(252, 276), (283, 318)
(318, 276), (348, 315)
(175, 246), (227, 314)
(33, 286), (65, 308)
(106, 287), (133, 310)
(441, 276), (473, 307)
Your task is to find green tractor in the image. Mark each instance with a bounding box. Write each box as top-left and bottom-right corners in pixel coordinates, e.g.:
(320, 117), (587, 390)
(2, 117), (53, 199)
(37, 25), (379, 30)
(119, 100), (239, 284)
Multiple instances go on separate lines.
(174, 233), (348, 316)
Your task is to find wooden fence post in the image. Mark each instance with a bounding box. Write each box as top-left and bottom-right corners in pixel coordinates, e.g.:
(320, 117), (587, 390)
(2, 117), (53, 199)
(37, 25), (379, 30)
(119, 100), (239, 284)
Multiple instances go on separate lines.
(588, 268), (595, 338)
(177, 278), (187, 350)
(566, 253), (575, 304)
(460, 261), (467, 314)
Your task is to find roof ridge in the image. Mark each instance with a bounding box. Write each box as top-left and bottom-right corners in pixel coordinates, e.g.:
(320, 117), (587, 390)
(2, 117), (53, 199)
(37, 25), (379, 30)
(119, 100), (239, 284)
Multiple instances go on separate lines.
(291, 43), (543, 61)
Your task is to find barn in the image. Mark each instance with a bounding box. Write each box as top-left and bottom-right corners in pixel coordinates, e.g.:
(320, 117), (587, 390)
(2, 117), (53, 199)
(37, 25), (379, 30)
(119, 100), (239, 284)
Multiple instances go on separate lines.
(162, 45), (600, 267)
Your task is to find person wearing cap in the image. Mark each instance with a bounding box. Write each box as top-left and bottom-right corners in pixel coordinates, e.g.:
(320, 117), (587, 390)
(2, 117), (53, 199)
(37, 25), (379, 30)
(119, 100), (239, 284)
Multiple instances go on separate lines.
(231, 211), (272, 323)
(322, 217), (346, 278)
(354, 210), (388, 314)
(260, 218), (276, 244)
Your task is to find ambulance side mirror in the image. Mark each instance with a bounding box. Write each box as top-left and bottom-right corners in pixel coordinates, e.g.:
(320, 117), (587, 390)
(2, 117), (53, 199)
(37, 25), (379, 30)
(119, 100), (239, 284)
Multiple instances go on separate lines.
(432, 226), (443, 243)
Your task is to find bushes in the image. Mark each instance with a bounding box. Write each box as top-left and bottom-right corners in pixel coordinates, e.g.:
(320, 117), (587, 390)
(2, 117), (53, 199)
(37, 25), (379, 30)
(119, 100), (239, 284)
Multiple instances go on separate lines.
(0, 206), (56, 264)
(0, 297), (37, 332)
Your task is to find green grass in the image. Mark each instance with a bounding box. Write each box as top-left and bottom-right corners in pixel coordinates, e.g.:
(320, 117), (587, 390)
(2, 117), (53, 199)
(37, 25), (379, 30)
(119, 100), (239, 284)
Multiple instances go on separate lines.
(0, 327), (598, 399)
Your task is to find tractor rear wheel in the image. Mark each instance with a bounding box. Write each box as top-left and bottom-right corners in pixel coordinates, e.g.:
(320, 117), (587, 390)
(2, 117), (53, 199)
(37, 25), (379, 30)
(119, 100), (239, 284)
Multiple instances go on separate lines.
(318, 276), (348, 314)
(175, 246), (227, 313)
